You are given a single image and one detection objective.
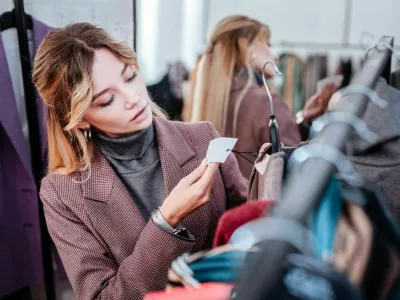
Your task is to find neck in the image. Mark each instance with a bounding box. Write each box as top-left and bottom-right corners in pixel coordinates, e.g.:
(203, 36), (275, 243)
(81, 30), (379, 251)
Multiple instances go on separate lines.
(92, 124), (155, 160)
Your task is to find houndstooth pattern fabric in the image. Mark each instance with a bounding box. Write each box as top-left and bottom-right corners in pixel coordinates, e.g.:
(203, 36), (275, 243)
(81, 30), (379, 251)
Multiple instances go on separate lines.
(39, 117), (248, 300)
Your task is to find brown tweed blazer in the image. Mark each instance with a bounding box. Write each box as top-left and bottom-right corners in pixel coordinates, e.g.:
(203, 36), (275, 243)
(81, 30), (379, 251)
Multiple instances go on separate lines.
(40, 117), (248, 299)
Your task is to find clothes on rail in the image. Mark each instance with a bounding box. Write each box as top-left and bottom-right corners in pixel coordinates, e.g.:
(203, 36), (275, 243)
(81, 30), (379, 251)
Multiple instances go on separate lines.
(144, 283), (233, 300)
(391, 69), (400, 90)
(213, 201), (274, 248)
(0, 16), (51, 298)
(303, 55), (328, 103)
(329, 78), (400, 222)
(335, 58), (353, 89)
(147, 62), (188, 121)
(308, 175), (400, 300)
(278, 53), (305, 116)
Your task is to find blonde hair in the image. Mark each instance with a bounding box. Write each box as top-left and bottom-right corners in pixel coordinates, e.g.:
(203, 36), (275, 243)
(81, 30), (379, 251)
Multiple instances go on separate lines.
(191, 15), (270, 135)
(33, 22), (166, 176)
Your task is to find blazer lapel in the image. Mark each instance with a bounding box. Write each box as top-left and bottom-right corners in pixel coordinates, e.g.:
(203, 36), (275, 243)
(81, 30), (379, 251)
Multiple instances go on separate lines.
(81, 146), (147, 261)
(0, 33), (31, 175)
(153, 117), (196, 195)
(154, 117), (218, 250)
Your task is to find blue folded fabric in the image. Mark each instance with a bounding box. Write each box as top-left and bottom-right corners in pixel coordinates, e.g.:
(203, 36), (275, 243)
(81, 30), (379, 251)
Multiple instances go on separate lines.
(187, 250), (253, 283)
(309, 177), (343, 261)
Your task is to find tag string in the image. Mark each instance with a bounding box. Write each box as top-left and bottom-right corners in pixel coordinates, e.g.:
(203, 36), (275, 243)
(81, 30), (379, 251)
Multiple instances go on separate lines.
(228, 149), (259, 165)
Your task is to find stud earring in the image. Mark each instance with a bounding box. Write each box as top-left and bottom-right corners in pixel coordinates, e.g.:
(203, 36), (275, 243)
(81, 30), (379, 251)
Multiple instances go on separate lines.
(250, 51), (257, 61)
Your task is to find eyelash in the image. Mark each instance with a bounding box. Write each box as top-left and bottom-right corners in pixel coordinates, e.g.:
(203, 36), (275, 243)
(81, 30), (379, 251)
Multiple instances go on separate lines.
(100, 72), (138, 107)
(101, 95), (114, 107)
(126, 71), (138, 82)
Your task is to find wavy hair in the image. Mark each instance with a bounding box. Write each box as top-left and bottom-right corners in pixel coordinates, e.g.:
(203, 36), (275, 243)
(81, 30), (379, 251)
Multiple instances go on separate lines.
(33, 22), (165, 176)
(191, 15), (270, 135)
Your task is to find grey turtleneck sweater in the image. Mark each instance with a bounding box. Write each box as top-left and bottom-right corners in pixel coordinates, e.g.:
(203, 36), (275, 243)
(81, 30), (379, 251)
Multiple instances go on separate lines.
(93, 125), (165, 221)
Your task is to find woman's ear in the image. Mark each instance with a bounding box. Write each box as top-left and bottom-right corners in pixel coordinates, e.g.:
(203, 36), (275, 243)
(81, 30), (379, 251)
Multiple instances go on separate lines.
(78, 121), (90, 130)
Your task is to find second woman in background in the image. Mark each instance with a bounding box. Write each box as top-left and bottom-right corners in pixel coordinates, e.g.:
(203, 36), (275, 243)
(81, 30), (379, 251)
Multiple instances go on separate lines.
(188, 15), (301, 178)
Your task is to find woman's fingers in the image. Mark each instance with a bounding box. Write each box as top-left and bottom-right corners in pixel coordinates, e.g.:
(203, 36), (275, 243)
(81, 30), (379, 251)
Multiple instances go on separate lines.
(182, 159), (208, 185)
(195, 163), (220, 190)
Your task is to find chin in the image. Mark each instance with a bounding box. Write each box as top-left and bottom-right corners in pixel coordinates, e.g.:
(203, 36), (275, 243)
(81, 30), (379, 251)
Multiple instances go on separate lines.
(134, 109), (153, 131)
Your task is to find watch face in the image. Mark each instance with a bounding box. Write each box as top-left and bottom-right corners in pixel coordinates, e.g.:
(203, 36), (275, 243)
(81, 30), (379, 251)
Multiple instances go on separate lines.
(174, 228), (189, 238)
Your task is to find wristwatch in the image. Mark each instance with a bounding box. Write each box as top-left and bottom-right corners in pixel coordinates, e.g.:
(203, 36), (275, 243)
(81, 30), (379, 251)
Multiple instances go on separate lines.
(151, 207), (192, 240)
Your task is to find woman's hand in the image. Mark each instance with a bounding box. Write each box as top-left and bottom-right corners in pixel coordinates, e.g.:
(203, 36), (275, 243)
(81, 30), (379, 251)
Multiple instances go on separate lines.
(160, 159), (220, 227)
(303, 82), (338, 121)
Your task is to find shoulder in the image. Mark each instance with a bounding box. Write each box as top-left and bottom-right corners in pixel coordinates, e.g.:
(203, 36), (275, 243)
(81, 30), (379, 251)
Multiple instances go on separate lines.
(172, 119), (218, 138)
(40, 171), (83, 206)
(156, 117), (219, 140)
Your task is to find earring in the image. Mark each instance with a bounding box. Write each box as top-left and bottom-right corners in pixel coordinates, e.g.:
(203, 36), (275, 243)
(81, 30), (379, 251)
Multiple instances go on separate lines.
(250, 51), (257, 61)
(83, 127), (91, 142)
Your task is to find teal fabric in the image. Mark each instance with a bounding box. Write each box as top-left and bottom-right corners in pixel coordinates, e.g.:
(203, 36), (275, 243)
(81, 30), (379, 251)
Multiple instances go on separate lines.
(188, 251), (252, 283)
(309, 177), (343, 261)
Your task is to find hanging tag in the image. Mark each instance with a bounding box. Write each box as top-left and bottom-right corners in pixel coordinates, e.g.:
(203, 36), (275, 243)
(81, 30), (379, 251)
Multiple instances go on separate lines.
(206, 138), (238, 163)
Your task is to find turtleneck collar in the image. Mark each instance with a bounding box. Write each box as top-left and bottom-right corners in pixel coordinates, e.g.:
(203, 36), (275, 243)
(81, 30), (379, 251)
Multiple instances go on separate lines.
(92, 124), (155, 161)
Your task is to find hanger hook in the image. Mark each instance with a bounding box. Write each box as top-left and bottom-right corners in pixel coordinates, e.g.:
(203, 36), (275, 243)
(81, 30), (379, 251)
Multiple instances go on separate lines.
(262, 61), (282, 116)
(365, 42), (400, 61)
(288, 143), (363, 186)
(359, 31), (376, 51)
(309, 110), (378, 143)
(340, 84), (388, 109)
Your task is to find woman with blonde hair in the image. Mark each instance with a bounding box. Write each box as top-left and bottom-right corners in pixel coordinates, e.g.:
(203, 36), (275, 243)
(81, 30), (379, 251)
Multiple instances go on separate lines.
(190, 15), (301, 178)
(33, 23), (247, 299)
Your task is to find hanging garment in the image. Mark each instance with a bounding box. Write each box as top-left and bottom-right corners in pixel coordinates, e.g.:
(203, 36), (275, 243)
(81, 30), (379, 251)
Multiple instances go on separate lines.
(334, 58), (353, 89)
(344, 79), (400, 222)
(278, 53), (305, 116)
(247, 143), (285, 202)
(390, 69), (400, 90)
(226, 76), (301, 179)
(147, 62), (188, 121)
(213, 201), (274, 248)
(309, 175), (400, 300)
(303, 55), (328, 103)
(247, 141), (308, 202)
(0, 17), (51, 298)
(166, 245), (257, 288)
(144, 282), (233, 300)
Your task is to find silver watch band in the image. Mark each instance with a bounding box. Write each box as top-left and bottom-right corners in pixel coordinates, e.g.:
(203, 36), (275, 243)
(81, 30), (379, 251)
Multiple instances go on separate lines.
(151, 208), (184, 234)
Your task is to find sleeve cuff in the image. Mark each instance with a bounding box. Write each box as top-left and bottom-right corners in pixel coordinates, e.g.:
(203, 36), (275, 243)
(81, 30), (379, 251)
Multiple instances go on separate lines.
(152, 209), (195, 242)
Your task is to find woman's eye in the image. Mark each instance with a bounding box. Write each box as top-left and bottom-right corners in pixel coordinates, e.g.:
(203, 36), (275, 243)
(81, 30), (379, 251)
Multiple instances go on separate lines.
(100, 95), (115, 107)
(126, 72), (138, 82)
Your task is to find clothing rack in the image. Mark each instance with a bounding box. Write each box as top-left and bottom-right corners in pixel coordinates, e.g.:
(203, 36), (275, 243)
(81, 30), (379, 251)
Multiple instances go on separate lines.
(132, 0), (137, 50)
(14, 0), (56, 299)
(276, 40), (400, 51)
(235, 35), (394, 299)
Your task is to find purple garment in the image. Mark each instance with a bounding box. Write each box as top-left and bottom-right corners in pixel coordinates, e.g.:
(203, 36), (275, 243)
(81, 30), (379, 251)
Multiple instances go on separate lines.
(0, 17), (52, 297)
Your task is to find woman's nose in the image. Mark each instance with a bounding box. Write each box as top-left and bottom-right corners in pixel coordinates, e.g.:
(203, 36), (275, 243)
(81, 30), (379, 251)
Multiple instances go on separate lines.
(124, 92), (140, 110)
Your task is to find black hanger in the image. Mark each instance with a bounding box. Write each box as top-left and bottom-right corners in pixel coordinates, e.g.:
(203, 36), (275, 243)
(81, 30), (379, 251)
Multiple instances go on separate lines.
(0, 9), (33, 32)
(261, 61), (282, 153)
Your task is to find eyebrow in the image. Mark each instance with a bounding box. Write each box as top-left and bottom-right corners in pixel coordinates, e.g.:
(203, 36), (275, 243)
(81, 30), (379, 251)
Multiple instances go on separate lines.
(121, 63), (128, 76)
(92, 64), (129, 101)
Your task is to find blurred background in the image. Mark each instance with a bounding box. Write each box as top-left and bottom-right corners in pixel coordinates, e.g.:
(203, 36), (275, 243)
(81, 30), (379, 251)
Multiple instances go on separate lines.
(1, 0), (399, 84)
(0, 1), (399, 299)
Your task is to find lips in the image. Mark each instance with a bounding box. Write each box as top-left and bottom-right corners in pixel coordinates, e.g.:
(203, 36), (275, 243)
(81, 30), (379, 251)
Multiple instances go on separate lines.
(131, 105), (147, 121)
